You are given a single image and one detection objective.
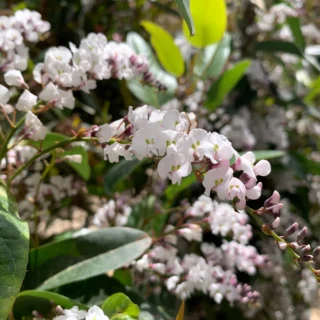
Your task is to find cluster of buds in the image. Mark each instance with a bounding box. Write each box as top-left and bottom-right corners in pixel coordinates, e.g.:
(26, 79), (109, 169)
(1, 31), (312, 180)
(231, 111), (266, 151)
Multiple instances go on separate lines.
(252, 191), (320, 281)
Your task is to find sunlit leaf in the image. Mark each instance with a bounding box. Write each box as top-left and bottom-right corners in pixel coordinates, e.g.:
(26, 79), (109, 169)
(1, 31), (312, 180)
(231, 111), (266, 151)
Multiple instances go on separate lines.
(141, 21), (185, 77)
(182, 0), (227, 48)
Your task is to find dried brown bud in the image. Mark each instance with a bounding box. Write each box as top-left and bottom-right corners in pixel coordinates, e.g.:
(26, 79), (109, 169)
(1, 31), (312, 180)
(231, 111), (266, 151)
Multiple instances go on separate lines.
(262, 224), (272, 236)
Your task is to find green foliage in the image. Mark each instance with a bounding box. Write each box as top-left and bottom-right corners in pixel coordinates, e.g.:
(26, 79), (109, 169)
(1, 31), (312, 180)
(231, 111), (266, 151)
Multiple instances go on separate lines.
(183, 0), (227, 48)
(13, 290), (87, 319)
(206, 60), (251, 109)
(255, 40), (303, 56)
(174, 0), (194, 36)
(28, 228), (151, 290)
(30, 132), (91, 180)
(141, 21), (185, 77)
(0, 182), (29, 320)
(194, 34), (231, 78)
(101, 293), (140, 319)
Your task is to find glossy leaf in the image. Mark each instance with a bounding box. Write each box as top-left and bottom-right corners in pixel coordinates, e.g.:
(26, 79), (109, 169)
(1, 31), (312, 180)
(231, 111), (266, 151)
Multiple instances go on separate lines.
(104, 159), (144, 196)
(248, 150), (285, 161)
(206, 60), (251, 110)
(13, 290), (87, 319)
(194, 34), (231, 78)
(101, 293), (139, 319)
(255, 40), (303, 56)
(0, 181), (29, 319)
(174, 0), (194, 36)
(183, 0), (227, 48)
(36, 228), (151, 290)
(141, 21), (185, 77)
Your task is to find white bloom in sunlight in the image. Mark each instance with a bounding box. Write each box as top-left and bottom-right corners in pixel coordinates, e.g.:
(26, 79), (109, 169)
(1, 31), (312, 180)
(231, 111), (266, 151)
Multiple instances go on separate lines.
(16, 90), (37, 111)
(136, 254), (150, 272)
(104, 142), (132, 163)
(128, 105), (149, 130)
(86, 306), (109, 320)
(39, 82), (60, 101)
(62, 155), (82, 164)
(178, 224), (203, 242)
(166, 276), (180, 290)
(96, 123), (115, 143)
(25, 111), (46, 141)
(4, 69), (26, 87)
(157, 152), (191, 185)
(186, 195), (214, 217)
(56, 89), (75, 109)
(0, 85), (10, 105)
(53, 306), (87, 320)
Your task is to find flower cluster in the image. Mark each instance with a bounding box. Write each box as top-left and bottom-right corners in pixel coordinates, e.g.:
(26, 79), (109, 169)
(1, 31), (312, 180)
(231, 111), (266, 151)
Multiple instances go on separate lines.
(133, 198), (268, 304)
(54, 305), (108, 320)
(0, 9), (50, 72)
(94, 106), (271, 210)
(32, 33), (164, 110)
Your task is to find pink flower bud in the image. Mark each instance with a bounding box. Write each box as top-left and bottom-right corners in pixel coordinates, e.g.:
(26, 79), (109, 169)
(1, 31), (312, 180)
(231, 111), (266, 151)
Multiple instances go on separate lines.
(285, 222), (299, 237)
(301, 255), (313, 262)
(297, 226), (308, 242)
(264, 190), (280, 208)
(271, 217), (280, 230)
(313, 246), (320, 257)
(254, 160), (271, 176)
(301, 244), (311, 256)
(278, 242), (287, 250)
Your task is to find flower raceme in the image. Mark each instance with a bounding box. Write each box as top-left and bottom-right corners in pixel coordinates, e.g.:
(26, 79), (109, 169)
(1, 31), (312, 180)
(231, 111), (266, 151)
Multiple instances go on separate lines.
(94, 106), (271, 209)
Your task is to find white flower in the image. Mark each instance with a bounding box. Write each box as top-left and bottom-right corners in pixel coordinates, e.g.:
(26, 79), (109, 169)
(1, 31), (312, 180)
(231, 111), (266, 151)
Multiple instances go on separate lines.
(178, 224), (203, 242)
(104, 142), (132, 163)
(16, 90), (37, 111)
(56, 89), (75, 109)
(96, 123), (115, 143)
(86, 306), (109, 320)
(53, 306), (87, 320)
(39, 82), (60, 101)
(4, 69), (26, 87)
(25, 111), (46, 141)
(0, 85), (10, 105)
(157, 152), (191, 185)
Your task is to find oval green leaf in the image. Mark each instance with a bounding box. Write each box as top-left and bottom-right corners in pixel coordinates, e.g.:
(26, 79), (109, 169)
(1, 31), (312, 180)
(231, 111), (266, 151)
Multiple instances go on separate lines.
(13, 290), (87, 319)
(0, 181), (29, 319)
(141, 21), (185, 77)
(101, 293), (139, 319)
(194, 33), (231, 78)
(206, 59), (251, 110)
(36, 228), (151, 290)
(182, 0), (227, 48)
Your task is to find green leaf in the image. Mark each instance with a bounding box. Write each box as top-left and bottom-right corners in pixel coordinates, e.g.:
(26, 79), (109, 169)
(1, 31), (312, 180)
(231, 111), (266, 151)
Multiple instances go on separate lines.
(104, 159), (144, 196)
(174, 0), (194, 36)
(304, 75), (320, 103)
(182, 0), (227, 48)
(287, 17), (305, 50)
(255, 40), (303, 56)
(141, 21), (185, 77)
(13, 290), (87, 319)
(206, 59), (251, 110)
(36, 228), (151, 290)
(30, 132), (91, 181)
(102, 293), (139, 319)
(126, 32), (177, 105)
(0, 181), (29, 319)
(194, 34), (231, 78)
(164, 175), (196, 202)
(59, 145), (91, 181)
(248, 150), (285, 161)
